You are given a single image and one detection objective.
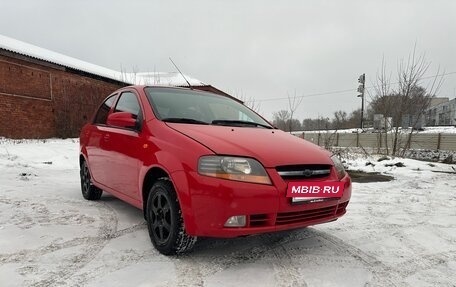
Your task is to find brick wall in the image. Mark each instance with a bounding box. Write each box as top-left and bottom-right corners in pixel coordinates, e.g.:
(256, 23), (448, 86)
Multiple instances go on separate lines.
(0, 53), (124, 138)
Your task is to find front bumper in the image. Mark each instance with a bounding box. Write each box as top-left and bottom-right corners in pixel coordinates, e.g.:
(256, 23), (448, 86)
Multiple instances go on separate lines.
(174, 169), (352, 238)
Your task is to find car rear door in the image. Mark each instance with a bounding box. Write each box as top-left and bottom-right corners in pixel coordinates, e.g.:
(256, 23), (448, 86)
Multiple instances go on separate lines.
(85, 94), (118, 185)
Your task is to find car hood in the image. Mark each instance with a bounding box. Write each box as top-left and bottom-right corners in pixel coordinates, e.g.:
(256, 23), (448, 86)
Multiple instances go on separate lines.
(167, 123), (332, 167)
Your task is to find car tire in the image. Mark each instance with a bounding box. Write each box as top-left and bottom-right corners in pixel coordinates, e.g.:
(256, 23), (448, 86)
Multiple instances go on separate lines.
(146, 179), (196, 255)
(80, 160), (103, 200)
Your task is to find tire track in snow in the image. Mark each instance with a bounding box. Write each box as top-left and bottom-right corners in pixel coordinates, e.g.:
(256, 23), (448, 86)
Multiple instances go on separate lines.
(316, 232), (400, 286)
(0, 189), (149, 287)
(173, 228), (381, 286)
(173, 232), (299, 286)
(270, 243), (306, 287)
(27, 201), (119, 287)
(174, 255), (204, 287)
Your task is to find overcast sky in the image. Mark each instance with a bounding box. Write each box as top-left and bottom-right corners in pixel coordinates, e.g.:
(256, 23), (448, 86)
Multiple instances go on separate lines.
(1, 0), (455, 121)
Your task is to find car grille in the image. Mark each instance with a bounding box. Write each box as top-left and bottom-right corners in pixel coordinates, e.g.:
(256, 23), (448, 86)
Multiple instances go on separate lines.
(276, 164), (331, 180)
(275, 205), (336, 225)
(249, 214), (269, 227)
(246, 201), (349, 227)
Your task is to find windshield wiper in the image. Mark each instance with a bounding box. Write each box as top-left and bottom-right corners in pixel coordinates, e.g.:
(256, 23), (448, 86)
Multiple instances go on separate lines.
(211, 120), (273, 129)
(162, 118), (209, 125)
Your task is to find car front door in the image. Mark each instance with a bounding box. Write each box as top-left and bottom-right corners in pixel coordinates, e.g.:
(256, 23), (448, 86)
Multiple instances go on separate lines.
(102, 90), (144, 202)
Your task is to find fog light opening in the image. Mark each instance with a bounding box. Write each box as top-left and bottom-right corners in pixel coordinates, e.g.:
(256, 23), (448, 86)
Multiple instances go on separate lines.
(224, 215), (246, 227)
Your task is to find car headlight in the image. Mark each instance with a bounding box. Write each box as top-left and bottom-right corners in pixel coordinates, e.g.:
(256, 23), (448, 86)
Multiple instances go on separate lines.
(331, 155), (346, 180)
(198, 156), (272, 185)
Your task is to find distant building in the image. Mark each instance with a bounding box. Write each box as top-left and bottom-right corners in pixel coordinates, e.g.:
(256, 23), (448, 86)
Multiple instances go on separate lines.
(373, 114), (392, 130)
(0, 34), (230, 138)
(425, 97), (456, 126)
(401, 114), (425, 129)
(430, 97), (451, 107)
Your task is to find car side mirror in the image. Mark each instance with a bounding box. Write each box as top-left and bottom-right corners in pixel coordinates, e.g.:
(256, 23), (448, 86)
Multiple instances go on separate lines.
(107, 112), (137, 129)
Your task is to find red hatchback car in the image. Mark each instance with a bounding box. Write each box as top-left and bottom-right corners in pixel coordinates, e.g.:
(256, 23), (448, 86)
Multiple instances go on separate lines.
(79, 86), (351, 255)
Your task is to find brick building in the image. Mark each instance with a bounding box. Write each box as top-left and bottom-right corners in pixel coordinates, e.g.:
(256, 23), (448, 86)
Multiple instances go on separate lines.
(0, 35), (229, 139)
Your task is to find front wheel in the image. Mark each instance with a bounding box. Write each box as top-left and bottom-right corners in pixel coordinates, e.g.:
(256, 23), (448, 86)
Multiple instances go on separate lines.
(146, 180), (196, 255)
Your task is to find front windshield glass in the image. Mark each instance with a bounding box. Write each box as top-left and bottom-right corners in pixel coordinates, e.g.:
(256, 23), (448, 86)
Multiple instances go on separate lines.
(145, 87), (272, 128)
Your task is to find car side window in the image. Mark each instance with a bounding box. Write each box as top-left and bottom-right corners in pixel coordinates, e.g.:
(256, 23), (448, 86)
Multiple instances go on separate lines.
(93, 95), (116, 125)
(114, 92), (141, 119)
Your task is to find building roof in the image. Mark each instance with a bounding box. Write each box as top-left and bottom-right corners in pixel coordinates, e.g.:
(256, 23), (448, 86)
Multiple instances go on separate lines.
(0, 34), (205, 86)
(429, 97), (450, 108)
(122, 72), (206, 86)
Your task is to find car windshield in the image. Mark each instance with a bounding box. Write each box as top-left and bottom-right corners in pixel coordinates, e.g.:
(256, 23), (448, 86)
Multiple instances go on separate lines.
(145, 87), (273, 129)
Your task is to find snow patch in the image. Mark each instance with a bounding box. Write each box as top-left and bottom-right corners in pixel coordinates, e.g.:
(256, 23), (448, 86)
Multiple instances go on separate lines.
(1, 139), (455, 286)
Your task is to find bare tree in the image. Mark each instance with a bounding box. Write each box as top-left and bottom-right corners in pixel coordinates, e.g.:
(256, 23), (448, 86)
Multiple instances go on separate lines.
(370, 47), (444, 155)
(272, 92), (304, 132)
(302, 117), (332, 131)
(289, 118), (303, 131)
(369, 56), (393, 154)
(332, 110), (348, 129)
(347, 109), (362, 128)
(118, 64), (139, 85)
(234, 89), (261, 113)
(287, 91), (303, 133)
(273, 110), (291, 131)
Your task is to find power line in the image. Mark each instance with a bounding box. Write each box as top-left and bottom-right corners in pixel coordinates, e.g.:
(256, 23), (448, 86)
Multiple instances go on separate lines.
(252, 88), (356, 103)
(246, 71), (456, 103)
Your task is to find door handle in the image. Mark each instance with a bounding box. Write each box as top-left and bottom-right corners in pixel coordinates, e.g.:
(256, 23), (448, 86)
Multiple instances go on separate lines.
(103, 134), (110, 141)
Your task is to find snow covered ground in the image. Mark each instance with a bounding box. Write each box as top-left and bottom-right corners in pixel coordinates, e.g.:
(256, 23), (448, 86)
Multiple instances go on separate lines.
(293, 126), (456, 135)
(0, 139), (455, 287)
(419, 126), (456, 134)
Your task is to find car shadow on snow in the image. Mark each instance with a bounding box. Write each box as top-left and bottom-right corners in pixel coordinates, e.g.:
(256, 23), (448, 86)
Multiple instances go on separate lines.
(190, 227), (366, 260)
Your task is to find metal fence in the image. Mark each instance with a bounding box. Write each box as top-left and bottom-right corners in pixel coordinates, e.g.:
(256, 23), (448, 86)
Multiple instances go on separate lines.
(294, 132), (456, 151)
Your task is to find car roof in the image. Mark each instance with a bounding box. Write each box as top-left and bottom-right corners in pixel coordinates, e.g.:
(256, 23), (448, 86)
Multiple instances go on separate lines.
(130, 85), (244, 104)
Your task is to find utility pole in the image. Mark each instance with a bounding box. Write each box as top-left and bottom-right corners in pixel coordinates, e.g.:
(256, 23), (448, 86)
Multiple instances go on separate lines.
(357, 73), (366, 129)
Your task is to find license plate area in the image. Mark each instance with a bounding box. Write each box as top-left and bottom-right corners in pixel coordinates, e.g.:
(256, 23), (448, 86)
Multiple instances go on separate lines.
(287, 181), (344, 203)
(291, 197), (338, 204)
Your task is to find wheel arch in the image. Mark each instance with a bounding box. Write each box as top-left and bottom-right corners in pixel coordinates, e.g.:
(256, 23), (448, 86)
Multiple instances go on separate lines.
(141, 166), (196, 235)
(142, 167), (170, 216)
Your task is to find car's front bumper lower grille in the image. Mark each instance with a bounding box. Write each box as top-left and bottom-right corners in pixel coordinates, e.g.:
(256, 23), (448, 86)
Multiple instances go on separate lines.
(275, 205), (336, 225)
(247, 201), (348, 227)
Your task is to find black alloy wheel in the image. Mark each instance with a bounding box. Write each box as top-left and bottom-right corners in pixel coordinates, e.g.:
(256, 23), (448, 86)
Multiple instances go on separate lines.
(80, 160), (102, 200)
(150, 191), (172, 244)
(146, 180), (196, 255)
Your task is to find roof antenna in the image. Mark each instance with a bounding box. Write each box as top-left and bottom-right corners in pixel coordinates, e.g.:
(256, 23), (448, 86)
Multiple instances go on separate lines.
(169, 57), (193, 89)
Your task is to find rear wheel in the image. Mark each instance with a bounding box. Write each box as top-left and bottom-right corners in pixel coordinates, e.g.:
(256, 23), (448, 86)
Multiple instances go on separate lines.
(80, 160), (102, 200)
(146, 179), (196, 255)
